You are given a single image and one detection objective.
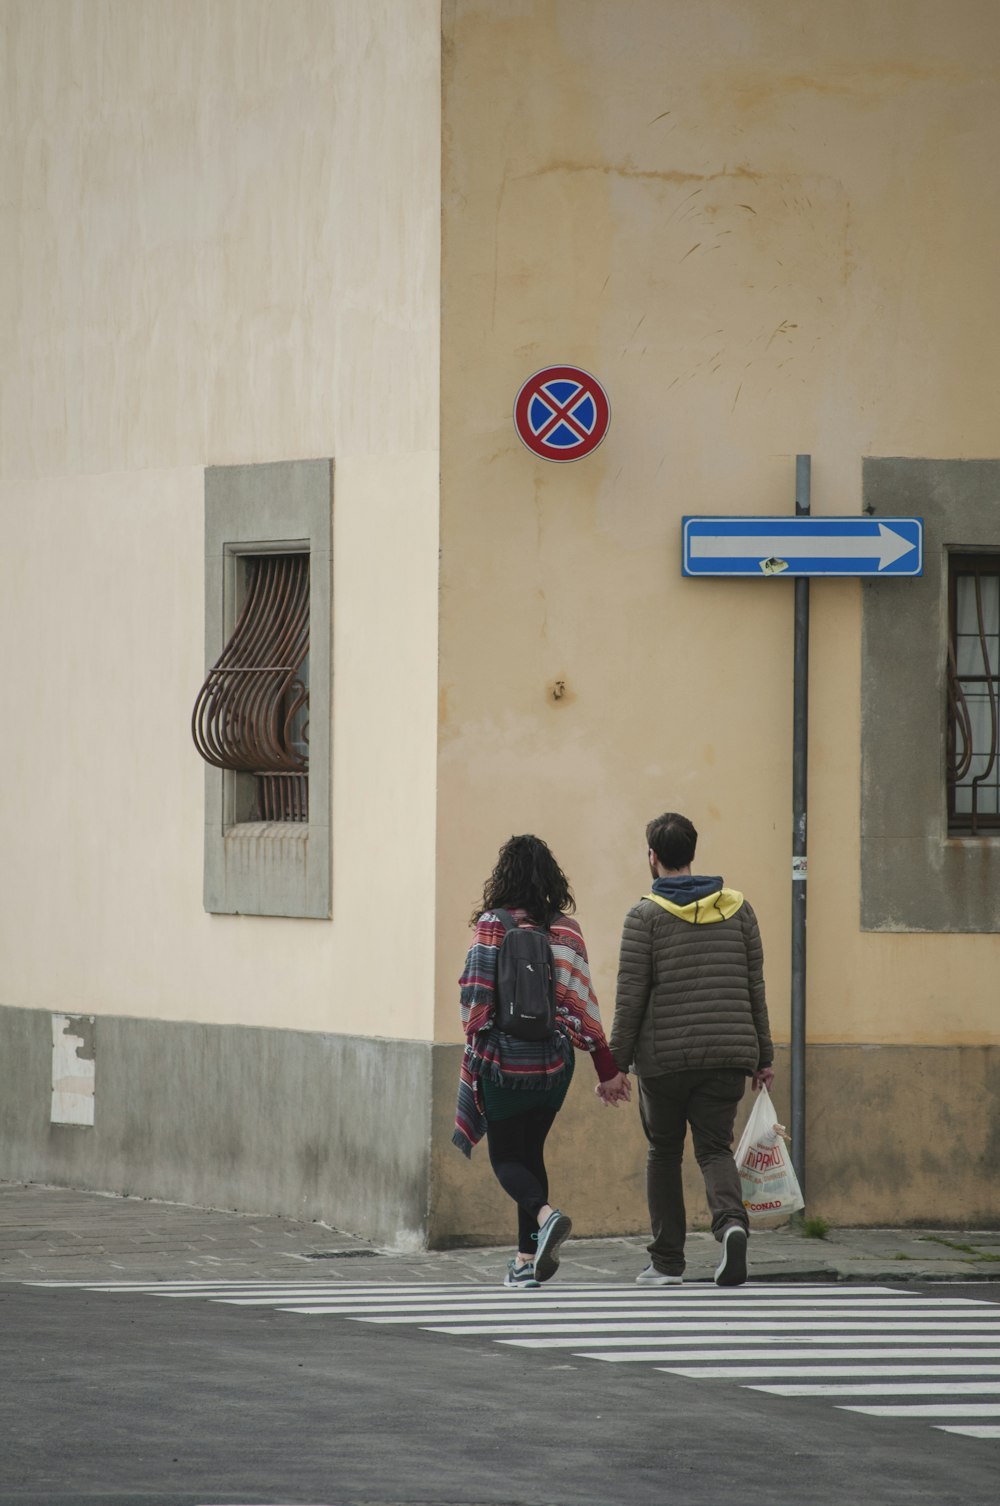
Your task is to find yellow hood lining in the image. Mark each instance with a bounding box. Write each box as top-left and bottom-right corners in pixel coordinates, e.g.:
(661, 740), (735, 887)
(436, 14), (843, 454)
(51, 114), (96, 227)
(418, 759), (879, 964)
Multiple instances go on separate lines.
(644, 889), (745, 924)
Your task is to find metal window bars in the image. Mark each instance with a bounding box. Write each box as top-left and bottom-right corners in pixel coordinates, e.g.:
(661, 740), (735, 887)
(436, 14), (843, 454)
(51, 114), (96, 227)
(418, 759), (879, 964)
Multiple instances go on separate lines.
(947, 555), (1000, 834)
(192, 552), (310, 823)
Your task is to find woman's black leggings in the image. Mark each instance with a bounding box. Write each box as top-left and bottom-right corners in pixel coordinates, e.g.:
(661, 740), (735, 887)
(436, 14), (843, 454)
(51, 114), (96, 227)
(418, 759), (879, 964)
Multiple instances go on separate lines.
(486, 1104), (559, 1255)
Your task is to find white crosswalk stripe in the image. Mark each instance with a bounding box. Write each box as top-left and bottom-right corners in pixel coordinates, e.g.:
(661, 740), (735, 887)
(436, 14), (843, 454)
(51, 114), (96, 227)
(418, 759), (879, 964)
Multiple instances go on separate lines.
(26, 1279), (1000, 1442)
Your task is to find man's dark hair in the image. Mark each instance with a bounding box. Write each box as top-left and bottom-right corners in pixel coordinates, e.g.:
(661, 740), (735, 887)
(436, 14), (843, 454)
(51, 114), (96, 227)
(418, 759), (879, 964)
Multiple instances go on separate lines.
(472, 834), (576, 928)
(646, 812), (698, 870)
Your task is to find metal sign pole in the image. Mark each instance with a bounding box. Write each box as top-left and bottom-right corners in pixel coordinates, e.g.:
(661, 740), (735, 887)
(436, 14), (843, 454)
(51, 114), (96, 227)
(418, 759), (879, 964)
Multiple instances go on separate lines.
(791, 454), (810, 1199)
(681, 470), (923, 1203)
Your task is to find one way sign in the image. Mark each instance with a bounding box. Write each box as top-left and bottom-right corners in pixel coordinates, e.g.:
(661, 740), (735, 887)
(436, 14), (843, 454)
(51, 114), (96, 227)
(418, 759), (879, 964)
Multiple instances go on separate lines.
(682, 516), (923, 577)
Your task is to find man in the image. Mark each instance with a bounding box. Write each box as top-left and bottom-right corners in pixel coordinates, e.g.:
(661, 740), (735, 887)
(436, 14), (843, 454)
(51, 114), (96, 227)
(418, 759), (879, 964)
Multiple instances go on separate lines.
(604, 812), (774, 1287)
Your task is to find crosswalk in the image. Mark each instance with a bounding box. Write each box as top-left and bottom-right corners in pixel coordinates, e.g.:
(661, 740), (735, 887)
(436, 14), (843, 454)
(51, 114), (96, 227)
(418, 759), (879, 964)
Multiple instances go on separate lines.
(28, 1278), (1000, 1442)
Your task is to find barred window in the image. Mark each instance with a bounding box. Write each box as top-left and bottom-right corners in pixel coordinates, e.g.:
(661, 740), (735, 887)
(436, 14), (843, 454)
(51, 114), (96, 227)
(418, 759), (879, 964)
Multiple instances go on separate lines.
(947, 554), (1000, 834)
(192, 551), (310, 822)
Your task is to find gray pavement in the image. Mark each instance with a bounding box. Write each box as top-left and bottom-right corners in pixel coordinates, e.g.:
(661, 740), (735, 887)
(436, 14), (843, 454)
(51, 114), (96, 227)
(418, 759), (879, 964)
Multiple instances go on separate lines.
(3, 1179), (999, 1285)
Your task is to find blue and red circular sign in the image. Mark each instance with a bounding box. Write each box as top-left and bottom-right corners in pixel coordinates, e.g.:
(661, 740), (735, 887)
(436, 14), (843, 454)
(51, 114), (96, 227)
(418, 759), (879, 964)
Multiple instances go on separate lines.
(513, 364), (611, 462)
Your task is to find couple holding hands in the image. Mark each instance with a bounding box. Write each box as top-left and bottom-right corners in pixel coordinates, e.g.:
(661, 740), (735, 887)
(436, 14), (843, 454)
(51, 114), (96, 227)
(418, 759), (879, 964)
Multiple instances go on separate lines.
(453, 816), (774, 1289)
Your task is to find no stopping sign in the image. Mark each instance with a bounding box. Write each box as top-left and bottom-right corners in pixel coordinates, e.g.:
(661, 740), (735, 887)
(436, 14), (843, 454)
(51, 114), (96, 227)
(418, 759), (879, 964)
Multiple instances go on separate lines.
(513, 365), (611, 461)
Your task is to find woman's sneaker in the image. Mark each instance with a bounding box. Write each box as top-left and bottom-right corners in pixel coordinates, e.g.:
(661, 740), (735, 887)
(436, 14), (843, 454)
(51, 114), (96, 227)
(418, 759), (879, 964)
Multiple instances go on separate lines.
(714, 1223), (749, 1286)
(504, 1258), (540, 1289)
(635, 1265), (683, 1286)
(533, 1209), (572, 1282)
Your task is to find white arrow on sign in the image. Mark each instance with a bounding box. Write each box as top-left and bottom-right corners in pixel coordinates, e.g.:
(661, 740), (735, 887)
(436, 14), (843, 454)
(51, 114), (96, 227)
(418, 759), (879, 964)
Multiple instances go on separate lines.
(690, 523), (916, 573)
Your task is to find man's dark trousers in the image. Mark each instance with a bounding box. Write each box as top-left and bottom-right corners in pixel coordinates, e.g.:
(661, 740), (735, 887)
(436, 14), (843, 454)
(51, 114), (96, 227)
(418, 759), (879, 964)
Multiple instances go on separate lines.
(637, 1067), (749, 1276)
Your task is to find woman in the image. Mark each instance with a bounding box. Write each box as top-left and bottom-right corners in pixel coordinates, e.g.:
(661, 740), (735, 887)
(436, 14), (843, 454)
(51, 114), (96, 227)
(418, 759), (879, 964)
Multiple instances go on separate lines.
(453, 834), (630, 1288)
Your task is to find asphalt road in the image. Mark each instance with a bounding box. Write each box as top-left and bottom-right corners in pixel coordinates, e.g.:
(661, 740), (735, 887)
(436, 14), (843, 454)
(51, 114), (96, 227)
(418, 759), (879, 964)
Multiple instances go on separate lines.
(1, 1281), (997, 1506)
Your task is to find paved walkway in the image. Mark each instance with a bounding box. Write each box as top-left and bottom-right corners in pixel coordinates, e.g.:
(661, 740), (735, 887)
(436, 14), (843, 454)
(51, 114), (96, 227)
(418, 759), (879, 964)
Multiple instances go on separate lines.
(3, 1180), (999, 1286)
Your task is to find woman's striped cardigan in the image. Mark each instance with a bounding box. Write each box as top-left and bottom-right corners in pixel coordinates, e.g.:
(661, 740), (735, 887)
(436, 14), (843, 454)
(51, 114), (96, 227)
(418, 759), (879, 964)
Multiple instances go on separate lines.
(452, 910), (619, 1156)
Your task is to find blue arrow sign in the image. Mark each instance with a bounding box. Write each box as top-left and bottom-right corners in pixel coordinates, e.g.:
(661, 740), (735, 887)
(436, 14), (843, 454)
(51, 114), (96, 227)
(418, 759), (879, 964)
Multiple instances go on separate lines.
(682, 516), (923, 577)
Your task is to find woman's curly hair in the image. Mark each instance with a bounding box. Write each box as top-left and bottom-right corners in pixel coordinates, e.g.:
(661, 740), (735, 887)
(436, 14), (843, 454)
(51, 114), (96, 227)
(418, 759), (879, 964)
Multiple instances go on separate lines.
(471, 834), (576, 929)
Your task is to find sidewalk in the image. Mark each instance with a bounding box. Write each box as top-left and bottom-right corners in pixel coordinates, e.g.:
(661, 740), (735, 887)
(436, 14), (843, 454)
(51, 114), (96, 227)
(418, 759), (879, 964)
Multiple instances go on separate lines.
(2, 1181), (999, 1286)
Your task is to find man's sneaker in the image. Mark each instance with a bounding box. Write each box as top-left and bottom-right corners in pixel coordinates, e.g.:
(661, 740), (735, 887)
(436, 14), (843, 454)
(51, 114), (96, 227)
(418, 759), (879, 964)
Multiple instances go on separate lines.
(714, 1223), (749, 1286)
(635, 1265), (684, 1286)
(504, 1258), (539, 1289)
(533, 1209), (572, 1282)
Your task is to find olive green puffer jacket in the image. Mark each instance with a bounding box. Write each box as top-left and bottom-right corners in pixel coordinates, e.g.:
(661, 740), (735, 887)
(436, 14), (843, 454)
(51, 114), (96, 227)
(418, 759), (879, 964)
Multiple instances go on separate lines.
(609, 890), (773, 1078)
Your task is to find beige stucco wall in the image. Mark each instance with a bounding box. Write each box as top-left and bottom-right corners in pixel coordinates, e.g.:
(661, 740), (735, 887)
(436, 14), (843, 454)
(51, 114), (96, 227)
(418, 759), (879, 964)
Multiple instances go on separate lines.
(3, 0), (999, 1238)
(0, 1), (441, 1039)
(436, 0), (1000, 1067)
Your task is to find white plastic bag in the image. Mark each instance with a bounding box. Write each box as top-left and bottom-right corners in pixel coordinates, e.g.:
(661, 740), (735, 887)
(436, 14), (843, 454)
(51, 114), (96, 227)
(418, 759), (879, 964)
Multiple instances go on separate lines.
(734, 1086), (805, 1220)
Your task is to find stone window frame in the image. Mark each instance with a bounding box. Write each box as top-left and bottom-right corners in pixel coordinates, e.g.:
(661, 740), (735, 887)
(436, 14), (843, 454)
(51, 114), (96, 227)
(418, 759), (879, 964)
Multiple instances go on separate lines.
(202, 459), (332, 919)
(861, 458), (1000, 933)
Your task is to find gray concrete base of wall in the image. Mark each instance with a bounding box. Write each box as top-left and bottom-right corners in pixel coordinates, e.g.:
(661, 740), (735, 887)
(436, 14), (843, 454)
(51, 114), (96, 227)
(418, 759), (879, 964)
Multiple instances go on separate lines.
(2, 1005), (996, 1250)
(0, 1005), (431, 1251)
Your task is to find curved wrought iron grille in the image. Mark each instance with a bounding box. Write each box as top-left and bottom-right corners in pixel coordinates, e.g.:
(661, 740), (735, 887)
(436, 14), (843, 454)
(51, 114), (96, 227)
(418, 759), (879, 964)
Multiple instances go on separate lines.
(192, 552), (310, 822)
(947, 555), (999, 834)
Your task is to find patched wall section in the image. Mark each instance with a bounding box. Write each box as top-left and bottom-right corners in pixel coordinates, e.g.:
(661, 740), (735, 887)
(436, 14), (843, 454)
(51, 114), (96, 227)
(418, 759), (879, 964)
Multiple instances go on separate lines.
(861, 458), (1000, 932)
(50, 1014), (95, 1127)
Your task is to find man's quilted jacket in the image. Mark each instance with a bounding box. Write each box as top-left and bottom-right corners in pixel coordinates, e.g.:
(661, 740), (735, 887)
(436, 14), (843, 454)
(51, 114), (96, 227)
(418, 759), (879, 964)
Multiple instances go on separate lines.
(609, 886), (774, 1077)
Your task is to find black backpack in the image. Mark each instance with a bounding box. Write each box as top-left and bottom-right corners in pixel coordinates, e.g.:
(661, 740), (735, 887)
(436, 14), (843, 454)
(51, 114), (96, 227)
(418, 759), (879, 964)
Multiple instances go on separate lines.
(492, 910), (557, 1041)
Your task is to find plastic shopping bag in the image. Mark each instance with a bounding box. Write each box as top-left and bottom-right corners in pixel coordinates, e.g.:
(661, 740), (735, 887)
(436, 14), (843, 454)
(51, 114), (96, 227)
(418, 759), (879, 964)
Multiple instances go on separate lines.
(734, 1086), (805, 1221)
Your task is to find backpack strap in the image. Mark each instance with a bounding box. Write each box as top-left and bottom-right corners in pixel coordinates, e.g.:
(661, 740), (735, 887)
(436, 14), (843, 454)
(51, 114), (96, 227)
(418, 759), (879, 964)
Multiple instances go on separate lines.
(489, 908), (552, 933)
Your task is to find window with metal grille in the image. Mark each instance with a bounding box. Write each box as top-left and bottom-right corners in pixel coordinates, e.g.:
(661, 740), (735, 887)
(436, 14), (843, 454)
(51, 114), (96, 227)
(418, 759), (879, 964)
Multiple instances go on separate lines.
(947, 553), (1000, 834)
(192, 551), (310, 822)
